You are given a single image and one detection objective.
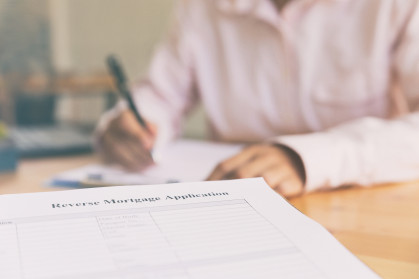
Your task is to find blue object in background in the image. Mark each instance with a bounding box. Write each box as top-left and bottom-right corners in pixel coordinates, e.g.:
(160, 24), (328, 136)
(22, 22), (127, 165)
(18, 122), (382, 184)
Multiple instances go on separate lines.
(0, 137), (18, 172)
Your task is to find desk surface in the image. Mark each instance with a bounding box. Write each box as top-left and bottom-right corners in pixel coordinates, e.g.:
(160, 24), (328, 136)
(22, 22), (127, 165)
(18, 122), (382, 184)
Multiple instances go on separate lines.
(1, 155), (418, 279)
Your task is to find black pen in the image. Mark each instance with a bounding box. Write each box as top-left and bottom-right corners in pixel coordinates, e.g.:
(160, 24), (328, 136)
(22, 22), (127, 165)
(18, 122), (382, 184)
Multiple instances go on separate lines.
(106, 55), (155, 162)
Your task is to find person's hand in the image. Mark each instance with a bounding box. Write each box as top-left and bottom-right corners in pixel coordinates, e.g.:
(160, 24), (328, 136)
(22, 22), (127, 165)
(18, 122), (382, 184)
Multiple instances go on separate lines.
(207, 144), (306, 198)
(99, 109), (157, 171)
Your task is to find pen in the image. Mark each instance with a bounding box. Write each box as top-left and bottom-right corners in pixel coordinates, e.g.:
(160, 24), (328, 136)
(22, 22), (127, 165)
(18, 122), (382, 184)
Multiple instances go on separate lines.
(106, 55), (155, 162)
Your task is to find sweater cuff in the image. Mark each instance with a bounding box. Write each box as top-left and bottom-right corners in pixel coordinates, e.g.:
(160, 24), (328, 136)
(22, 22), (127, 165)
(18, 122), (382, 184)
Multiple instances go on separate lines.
(271, 133), (340, 193)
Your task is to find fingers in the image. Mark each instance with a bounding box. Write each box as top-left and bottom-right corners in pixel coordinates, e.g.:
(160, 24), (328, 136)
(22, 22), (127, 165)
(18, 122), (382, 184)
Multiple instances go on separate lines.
(105, 138), (140, 169)
(262, 165), (290, 188)
(207, 144), (305, 198)
(226, 153), (279, 180)
(208, 145), (266, 180)
(102, 132), (153, 170)
(100, 109), (157, 170)
(112, 110), (156, 150)
(263, 165), (303, 197)
(208, 144), (285, 180)
(123, 138), (154, 166)
(276, 177), (304, 198)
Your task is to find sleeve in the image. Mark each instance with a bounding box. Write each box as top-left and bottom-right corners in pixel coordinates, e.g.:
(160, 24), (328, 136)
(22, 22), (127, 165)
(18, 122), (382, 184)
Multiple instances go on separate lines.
(96, 0), (199, 150)
(273, 2), (419, 193)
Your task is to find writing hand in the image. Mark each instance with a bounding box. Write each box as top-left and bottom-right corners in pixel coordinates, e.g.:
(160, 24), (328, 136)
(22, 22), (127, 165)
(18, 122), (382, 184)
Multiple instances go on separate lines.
(100, 109), (157, 171)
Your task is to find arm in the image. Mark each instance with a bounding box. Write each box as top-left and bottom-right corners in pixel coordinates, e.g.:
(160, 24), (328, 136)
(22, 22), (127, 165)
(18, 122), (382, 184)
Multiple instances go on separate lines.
(132, 0), (199, 145)
(96, 1), (199, 168)
(277, 1), (419, 192)
(209, 1), (419, 196)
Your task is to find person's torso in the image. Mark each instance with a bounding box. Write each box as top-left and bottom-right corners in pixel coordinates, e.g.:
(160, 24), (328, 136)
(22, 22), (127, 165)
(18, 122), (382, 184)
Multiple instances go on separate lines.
(184, 0), (409, 142)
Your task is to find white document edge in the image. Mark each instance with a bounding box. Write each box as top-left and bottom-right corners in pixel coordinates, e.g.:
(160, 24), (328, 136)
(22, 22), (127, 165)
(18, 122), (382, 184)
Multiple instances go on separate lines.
(0, 178), (381, 279)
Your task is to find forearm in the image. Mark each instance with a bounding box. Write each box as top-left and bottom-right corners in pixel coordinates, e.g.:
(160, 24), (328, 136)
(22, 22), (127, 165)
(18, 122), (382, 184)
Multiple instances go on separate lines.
(273, 112), (419, 192)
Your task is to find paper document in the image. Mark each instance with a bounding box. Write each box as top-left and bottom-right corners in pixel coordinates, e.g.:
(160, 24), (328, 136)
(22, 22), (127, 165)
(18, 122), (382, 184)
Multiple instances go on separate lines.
(48, 139), (242, 187)
(0, 178), (380, 279)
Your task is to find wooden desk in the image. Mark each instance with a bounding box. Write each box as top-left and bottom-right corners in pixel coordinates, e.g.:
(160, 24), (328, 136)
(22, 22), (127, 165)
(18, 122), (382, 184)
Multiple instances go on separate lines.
(1, 155), (418, 279)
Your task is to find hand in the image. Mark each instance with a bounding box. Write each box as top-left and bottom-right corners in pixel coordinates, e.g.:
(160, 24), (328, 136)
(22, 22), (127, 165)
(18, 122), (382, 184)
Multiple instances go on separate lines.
(99, 109), (157, 171)
(207, 144), (306, 198)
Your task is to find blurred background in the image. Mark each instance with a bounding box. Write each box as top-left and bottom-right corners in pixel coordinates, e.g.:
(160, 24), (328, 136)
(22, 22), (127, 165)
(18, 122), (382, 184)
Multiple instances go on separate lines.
(0, 0), (204, 160)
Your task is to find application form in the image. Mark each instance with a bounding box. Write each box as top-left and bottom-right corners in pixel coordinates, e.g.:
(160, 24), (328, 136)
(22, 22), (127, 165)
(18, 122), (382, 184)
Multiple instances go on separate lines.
(0, 178), (381, 279)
